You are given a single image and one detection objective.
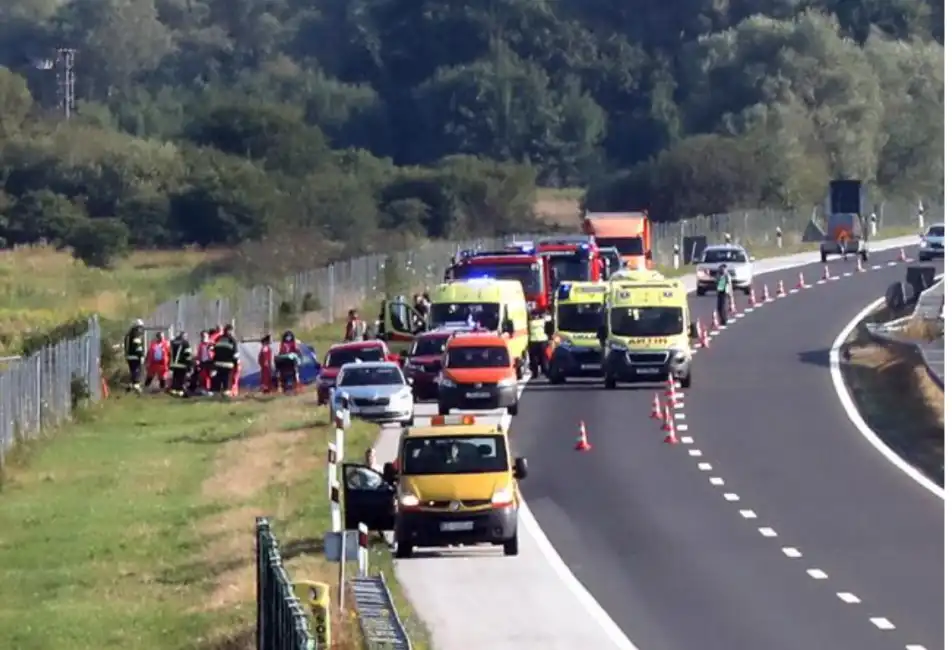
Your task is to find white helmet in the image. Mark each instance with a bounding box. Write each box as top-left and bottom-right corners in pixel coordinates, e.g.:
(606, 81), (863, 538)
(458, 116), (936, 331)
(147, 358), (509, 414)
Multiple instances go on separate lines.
(134, 319), (144, 327)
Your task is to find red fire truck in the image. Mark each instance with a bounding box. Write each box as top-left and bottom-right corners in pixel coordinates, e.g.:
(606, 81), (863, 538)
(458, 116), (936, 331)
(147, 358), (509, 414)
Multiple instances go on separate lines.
(536, 235), (607, 287)
(444, 244), (551, 377)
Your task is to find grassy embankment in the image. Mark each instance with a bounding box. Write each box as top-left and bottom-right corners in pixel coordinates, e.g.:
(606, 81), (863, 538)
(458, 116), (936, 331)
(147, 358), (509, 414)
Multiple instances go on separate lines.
(840, 308), (944, 485)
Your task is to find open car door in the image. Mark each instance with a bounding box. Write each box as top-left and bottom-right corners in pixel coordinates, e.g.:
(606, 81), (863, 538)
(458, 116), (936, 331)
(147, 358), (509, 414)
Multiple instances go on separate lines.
(342, 463), (396, 531)
(376, 300), (425, 354)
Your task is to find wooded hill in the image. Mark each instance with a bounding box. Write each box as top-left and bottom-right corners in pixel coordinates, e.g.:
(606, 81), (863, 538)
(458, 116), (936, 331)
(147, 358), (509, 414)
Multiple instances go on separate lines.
(0, 0), (942, 266)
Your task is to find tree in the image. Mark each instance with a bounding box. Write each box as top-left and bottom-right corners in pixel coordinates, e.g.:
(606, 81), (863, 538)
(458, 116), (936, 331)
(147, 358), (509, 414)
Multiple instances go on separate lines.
(66, 217), (130, 268)
(0, 67), (32, 136)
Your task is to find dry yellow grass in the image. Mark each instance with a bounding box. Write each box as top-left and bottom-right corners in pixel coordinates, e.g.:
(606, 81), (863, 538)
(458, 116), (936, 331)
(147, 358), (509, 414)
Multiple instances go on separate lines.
(842, 336), (944, 482)
(0, 244), (230, 351)
(534, 187), (583, 228)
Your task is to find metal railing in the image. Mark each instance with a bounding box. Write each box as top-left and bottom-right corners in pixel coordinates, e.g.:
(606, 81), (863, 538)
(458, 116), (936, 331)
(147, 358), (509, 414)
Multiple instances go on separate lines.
(256, 517), (316, 650)
(351, 573), (413, 650)
(145, 199), (934, 340)
(0, 317), (102, 469)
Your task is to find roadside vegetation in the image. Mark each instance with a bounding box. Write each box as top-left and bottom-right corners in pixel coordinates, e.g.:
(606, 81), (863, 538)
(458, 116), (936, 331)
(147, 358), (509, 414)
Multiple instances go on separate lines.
(840, 310), (944, 486)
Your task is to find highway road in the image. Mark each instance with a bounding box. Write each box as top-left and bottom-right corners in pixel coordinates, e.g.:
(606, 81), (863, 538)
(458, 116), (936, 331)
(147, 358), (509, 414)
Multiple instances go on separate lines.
(514, 246), (944, 650)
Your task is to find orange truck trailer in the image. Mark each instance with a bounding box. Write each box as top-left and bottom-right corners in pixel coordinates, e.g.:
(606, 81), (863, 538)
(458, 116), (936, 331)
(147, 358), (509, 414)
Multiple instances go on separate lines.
(581, 211), (653, 269)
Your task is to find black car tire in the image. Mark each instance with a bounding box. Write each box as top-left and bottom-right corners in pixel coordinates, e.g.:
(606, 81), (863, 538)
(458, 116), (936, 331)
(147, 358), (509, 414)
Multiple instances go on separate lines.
(394, 539), (413, 559)
(507, 401), (519, 416)
(438, 403), (450, 415)
(742, 286), (752, 296)
(820, 250), (827, 263)
(681, 372), (692, 389)
(605, 375), (617, 389)
(696, 287), (706, 297)
(503, 534), (519, 557)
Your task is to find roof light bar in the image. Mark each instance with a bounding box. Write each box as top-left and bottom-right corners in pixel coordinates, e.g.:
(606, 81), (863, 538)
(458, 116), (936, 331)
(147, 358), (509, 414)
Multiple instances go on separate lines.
(430, 415), (477, 426)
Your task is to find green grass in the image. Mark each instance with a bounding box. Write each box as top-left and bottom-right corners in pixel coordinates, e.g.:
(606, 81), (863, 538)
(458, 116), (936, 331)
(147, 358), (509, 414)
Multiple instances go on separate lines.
(0, 390), (429, 650)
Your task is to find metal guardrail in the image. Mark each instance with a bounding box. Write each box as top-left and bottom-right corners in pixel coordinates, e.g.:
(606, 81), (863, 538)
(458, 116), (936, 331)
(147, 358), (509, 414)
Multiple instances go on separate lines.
(866, 276), (944, 388)
(351, 573), (413, 650)
(256, 518), (316, 650)
(143, 199), (936, 339)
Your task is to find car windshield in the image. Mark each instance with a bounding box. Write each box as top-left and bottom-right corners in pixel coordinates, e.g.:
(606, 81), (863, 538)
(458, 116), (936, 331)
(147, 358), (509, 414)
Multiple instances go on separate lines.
(326, 347), (385, 367)
(927, 225), (944, 237)
(702, 249), (748, 263)
(595, 237), (644, 256)
(410, 336), (449, 356)
(446, 346), (510, 368)
(610, 306), (684, 337)
(452, 263), (543, 297)
(429, 303), (500, 330)
(557, 303), (604, 332)
(339, 366), (404, 386)
(401, 435), (509, 475)
(547, 255), (590, 283)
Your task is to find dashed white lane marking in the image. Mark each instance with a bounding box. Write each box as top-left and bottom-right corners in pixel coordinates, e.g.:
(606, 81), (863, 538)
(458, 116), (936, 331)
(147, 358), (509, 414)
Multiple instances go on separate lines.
(807, 568), (829, 580)
(676, 424), (689, 432)
(836, 592), (861, 604)
(680, 436), (694, 444)
(789, 288), (799, 294)
(744, 307), (754, 313)
(870, 617), (895, 630)
(905, 645), (928, 649)
(871, 264), (882, 270)
(709, 477), (724, 486)
(723, 493), (740, 501)
(739, 509), (756, 519)
(688, 449), (702, 456)
(727, 318), (736, 324)
(758, 527), (777, 537)
(698, 462), (712, 471)
(674, 412), (685, 419)
(782, 547), (802, 558)
(843, 272), (852, 277)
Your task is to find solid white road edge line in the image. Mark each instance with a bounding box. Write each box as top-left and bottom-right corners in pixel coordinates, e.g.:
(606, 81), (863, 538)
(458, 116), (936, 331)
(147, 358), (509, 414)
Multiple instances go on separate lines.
(506, 384), (641, 650)
(828, 294), (945, 500)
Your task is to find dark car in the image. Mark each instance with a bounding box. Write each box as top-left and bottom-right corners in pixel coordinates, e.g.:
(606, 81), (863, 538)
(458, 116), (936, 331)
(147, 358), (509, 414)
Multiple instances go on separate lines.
(401, 330), (452, 400)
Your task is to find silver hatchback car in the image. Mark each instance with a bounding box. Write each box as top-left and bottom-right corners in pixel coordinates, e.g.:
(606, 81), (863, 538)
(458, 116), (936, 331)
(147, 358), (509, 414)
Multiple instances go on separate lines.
(694, 244), (754, 296)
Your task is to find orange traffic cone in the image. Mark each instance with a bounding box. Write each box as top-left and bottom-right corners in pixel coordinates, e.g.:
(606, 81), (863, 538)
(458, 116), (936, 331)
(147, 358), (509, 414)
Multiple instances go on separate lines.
(856, 256), (864, 272)
(748, 290), (757, 307)
(777, 279), (786, 297)
(575, 421), (592, 451)
(662, 407), (678, 444)
(796, 272), (805, 289)
(711, 311), (720, 330)
(761, 284), (771, 302)
(699, 325), (710, 348)
(650, 393), (663, 419)
(898, 248), (907, 262)
(822, 265), (830, 280)
(729, 294), (737, 315)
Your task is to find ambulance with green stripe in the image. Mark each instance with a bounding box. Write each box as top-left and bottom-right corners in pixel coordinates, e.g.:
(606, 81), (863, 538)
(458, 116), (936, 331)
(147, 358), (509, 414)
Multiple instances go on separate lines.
(543, 281), (608, 383)
(598, 276), (698, 389)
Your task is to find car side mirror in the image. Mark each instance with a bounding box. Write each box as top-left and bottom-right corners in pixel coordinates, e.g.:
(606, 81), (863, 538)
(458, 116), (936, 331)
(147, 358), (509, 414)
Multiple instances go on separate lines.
(689, 322), (699, 339)
(513, 457), (528, 480)
(383, 462), (398, 485)
(544, 321), (555, 337)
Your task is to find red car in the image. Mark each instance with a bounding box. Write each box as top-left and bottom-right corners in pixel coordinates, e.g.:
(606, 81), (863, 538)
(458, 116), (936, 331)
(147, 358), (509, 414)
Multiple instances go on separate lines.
(316, 340), (400, 405)
(402, 330), (453, 401)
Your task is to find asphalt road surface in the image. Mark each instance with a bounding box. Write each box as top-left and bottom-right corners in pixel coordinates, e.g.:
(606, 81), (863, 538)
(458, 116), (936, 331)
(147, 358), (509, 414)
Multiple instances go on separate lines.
(513, 247), (944, 650)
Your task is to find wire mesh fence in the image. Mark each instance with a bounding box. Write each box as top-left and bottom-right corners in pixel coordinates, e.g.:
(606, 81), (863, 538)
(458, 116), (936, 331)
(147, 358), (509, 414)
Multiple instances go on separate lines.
(145, 198), (935, 340)
(0, 317), (102, 469)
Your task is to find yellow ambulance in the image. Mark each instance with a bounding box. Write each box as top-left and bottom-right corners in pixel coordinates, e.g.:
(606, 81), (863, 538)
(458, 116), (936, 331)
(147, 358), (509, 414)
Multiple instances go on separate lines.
(543, 281), (608, 383)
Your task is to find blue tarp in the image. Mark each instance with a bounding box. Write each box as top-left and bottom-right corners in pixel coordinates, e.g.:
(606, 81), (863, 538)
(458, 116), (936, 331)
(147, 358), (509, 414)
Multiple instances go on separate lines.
(237, 342), (322, 389)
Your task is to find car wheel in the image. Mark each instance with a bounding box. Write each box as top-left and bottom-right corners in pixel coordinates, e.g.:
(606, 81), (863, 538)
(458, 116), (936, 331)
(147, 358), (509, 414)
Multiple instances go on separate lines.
(548, 372), (565, 385)
(820, 250), (827, 263)
(438, 403), (449, 415)
(394, 539), (413, 559)
(605, 376), (617, 389)
(742, 286), (752, 296)
(696, 287), (706, 297)
(860, 250), (869, 262)
(680, 372), (692, 389)
(507, 401), (519, 416)
(503, 534), (519, 557)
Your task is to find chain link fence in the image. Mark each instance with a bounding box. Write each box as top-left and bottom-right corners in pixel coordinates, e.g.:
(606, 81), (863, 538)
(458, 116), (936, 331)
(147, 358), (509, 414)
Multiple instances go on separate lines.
(0, 317), (102, 469)
(146, 198), (935, 339)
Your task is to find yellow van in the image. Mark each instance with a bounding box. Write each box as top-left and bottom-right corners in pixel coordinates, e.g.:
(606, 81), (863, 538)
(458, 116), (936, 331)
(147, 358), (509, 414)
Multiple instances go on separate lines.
(598, 277), (697, 388)
(544, 281), (607, 383)
(339, 415), (528, 558)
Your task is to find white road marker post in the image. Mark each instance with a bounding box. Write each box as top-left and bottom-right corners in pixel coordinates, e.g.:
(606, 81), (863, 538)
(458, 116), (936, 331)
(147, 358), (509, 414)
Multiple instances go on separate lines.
(330, 479), (342, 533)
(775, 226), (783, 248)
(672, 244), (680, 271)
(357, 523), (369, 577)
(327, 443), (338, 501)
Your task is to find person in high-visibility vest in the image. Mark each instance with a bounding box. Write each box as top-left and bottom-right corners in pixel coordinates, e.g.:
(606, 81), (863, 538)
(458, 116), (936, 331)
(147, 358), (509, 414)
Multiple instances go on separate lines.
(144, 332), (171, 390)
(123, 319), (146, 393)
(168, 332), (192, 396)
(715, 264), (732, 326)
(258, 334), (274, 393)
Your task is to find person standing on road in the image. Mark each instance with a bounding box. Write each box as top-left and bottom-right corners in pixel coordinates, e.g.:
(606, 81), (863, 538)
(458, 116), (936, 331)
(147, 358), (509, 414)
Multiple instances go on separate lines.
(715, 263), (732, 326)
(212, 324), (239, 397)
(168, 332), (192, 396)
(123, 319), (146, 393)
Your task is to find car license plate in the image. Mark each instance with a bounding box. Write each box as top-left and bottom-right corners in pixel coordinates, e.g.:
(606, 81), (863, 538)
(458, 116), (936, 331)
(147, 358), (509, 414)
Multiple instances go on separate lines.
(440, 521), (474, 532)
(466, 392), (490, 398)
(581, 363), (601, 370)
(362, 405), (386, 413)
(635, 368), (658, 375)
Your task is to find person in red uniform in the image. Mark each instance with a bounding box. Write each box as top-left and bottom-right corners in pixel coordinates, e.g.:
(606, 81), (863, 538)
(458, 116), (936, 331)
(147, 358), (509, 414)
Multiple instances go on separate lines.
(276, 330), (301, 391)
(258, 334), (274, 393)
(144, 331), (171, 390)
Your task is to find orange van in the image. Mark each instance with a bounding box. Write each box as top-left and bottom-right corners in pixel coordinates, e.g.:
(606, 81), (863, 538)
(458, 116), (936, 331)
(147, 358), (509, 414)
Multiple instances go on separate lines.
(437, 332), (520, 416)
